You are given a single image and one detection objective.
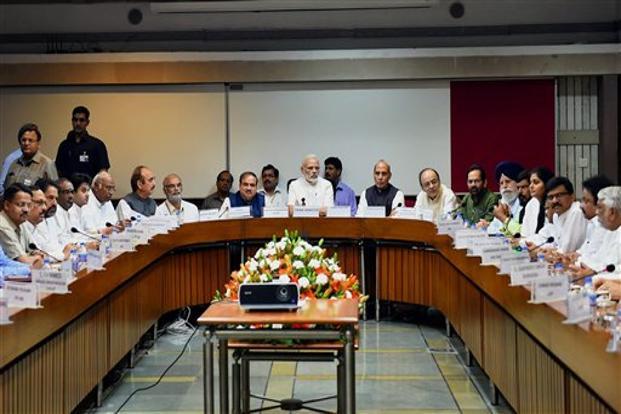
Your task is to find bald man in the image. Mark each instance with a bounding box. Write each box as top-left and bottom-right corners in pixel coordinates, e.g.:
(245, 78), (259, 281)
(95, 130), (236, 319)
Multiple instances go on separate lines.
(357, 160), (405, 217)
(287, 154), (334, 216)
(81, 170), (119, 235)
(155, 173), (199, 223)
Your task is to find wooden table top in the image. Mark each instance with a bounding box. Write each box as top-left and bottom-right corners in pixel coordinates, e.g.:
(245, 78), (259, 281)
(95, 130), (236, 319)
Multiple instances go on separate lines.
(198, 298), (360, 326)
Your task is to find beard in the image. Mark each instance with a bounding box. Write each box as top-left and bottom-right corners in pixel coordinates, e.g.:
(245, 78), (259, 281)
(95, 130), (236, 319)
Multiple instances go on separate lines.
(501, 190), (518, 205)
(305, 176), (318, 185)
(45, 206), (57, 218)
(167, 194), (182, 204)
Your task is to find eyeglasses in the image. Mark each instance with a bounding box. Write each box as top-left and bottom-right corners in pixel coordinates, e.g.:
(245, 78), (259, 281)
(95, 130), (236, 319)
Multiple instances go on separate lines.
(164, 183), (182, 189)
(72, 117), (88, 122)
(548, 191), (569, 200)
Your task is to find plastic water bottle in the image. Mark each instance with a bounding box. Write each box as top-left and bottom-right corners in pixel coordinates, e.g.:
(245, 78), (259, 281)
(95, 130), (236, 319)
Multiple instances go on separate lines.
(42, 258), (51, 269)
(584, 277), (597, 319)
(78, 242), (88, 267)
(101, 235), (110, 255)
(70, 248), (79, 274)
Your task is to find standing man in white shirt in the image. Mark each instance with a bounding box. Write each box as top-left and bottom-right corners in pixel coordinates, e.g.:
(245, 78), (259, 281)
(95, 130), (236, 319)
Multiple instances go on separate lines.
(155, 173), (199, 223)
(357, 160), (405, 217)
(81, 171), (119, 235)
(287, 154), (334, 216)
(259, 164), (284, 207)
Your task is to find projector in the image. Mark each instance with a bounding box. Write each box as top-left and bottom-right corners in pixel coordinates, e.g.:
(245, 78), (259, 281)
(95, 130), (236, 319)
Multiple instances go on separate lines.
(239, 282), (299, 310)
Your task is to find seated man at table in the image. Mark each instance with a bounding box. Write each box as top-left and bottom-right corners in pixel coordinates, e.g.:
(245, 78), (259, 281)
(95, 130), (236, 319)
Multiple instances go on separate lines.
(221, 171), (265, 218)
(0, 183), (43, 266)
(415, 167), (457, 221)
(117, 165), (157, 220)
(202, 170), (234, 210)
(324, 156), (357, 216)
(487, 161), (524, 235)
(155, 173), (199, 223)
(288, 154), (334, 216)
(357, 159), (405, 217)
(569, 186), (621, 279)
(23, 186), (73, 262)
(81, 171), (119, 235)
(259, 164), (284, 208)
(534, 176), (589, 254)
(456, 164), (498, 225)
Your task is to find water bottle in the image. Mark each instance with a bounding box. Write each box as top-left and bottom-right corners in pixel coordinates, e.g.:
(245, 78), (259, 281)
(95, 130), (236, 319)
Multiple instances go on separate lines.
(70, 248), (79, 274)
(101, 234), (110, 256)
(78, 242), (88, 267)
(42, 258), (51, 269)
(584, 277), (597, 319)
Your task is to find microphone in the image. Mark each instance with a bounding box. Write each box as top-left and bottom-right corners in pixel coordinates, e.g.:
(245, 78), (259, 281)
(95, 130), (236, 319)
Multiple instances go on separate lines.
(301, 197), (306, 206)
(28, 243), (63, 262)
(218, 204), (229, 218)
(512, 232), (521, 239)
(71, 227), (100, 242)
(516, 236), (554, 252)
(572, 264), (616, 283)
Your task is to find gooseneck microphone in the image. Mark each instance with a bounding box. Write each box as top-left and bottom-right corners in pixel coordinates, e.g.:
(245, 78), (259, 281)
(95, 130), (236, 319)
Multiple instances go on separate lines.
(301, 198), (306, 206)
(28, 243), (63, 262)
(516, 236), (554, 252)
(71, 227), (100, 242)
(572, 264), (616, 283)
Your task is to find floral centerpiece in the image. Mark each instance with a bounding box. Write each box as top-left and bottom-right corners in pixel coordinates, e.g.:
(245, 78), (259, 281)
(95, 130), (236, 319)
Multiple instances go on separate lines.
(217, 230), (364, 306)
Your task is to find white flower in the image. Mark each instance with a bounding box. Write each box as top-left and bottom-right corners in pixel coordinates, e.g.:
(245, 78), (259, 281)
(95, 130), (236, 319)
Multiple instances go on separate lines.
(248, 259), (258, 272)
(345, 291), (353, 299)
(276, 240), (287, 251)
(332, 272), (346, 282)
(293, 260), (304, 269)
(255, 248), (264, 259)
(266, 241), (275, 249)
(270, 260), (281, 271)
(243, 275), (251, 283)
(329, 264), (340, 272)
(259, 259), (267, 268)
(316, 273), (329, 285)
(293, 246), (305, 257)
(259, 274), (269, 282)
(265, 247), (276, 257)
(298, 277), (310, 288)
(308, 259), (321, 268)
(312, 246), (323, 254)
(278, 274), (290, 283)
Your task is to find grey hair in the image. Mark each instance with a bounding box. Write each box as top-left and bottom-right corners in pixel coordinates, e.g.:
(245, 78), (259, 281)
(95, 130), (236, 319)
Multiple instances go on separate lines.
(597, 186), (621, 211)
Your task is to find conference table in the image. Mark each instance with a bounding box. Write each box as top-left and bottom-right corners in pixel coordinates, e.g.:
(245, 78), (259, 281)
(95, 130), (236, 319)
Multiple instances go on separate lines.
(0, 218), (619, 414)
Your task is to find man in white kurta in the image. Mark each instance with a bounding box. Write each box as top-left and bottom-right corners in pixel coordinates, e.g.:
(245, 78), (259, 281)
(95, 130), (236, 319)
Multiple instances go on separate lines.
(81, 171), (118, 235)
(24, 188), (68, 261)
(155, 173), (199, 223)
(259, 164), (285, 207)
(415, 168), (457, 222)
(287, 154), (334, 216)
(486, 161), (524, 235)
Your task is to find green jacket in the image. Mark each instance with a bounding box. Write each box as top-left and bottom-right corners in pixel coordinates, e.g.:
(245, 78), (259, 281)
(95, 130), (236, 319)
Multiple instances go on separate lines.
(457, 189), (499, 224)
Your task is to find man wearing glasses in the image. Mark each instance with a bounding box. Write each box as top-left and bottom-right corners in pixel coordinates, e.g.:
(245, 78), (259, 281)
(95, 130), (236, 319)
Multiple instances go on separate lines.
(536, 176), (589, 253)
(55, 106), (110, 179)
(155, 173), (199, 223)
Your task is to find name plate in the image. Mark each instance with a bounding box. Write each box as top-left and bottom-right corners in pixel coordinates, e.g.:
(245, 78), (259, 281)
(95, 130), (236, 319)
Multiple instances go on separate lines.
(86, 250), (106, 270)
(32, 268), (71, 294)
(199, 209), (220, 221)
(110, 233), (135, 252)
(293, 206), (320, 218)
(263, 207), (289, 218)
(229, 206), (252, 219)
(499, 253), (531, 275)
(4, 281), (39, 309)
(530, 277), (569, 304)
(392, 207), (418, 219)
(0, 295), (10, 325)
(125, 227), (149, 245)
(470, 238), (507, 256)
(480, 246), (512, 266)
(563, 291), (591, 324)
(509, 262), (549, 286)
(417, 208), (434, 222)
(361, 206), (386, 218)
(327, 206), (351, 217)
(437, 222), (463, 237)
(453, 229), (487, 250)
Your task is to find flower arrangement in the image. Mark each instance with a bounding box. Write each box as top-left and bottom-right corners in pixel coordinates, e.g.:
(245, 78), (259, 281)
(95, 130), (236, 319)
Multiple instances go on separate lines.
(222, 230), (363, 303)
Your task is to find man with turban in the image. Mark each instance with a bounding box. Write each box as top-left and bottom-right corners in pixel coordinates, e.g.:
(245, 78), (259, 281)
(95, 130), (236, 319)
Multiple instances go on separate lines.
(486, 161), (524, 235)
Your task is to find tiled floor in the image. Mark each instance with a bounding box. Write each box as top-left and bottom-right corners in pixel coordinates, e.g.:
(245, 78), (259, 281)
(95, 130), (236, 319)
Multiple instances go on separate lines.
(86, 321), (513, 413)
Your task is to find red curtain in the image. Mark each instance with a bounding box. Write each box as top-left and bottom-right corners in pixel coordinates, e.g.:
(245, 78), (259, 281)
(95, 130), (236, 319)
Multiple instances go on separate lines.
(450, 80), (555, 192)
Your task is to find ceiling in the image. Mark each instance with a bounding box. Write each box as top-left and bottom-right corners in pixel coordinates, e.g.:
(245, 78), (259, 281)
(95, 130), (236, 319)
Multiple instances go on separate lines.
(0, 0), (620, 53)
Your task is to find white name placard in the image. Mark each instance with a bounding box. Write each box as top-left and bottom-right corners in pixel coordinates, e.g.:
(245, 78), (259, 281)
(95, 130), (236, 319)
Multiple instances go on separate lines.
(470, 238), (507, 256)
(199, 209), (220, 221)
(563, 291), (591, 324)
(109, 234), (135, 252)
(125, 227), (149, 245)
(4, 281), (38, 309)
(263, 207), (289, 218)
(453, 229), (487, 250)
(437, 222), (463, 237)
(530, 277), (569, 304)
(0, 295), (11, 325)
(229, 206), (252, 219)
(293, 206), (320, 218)
(361, 206), (386, 218)
(499, 253), (531, 275)
(509, 262), (549, 286)
(480, 246), (512, 266)
(392, 207), (418, 219)
(32, 268), (70, 294)
(327, 206), (351, 217)
(86, 250), (106, 271)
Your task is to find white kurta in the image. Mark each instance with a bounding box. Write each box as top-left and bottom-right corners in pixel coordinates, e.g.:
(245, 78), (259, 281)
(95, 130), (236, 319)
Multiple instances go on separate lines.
(580, 226), (620, 272)
(155, 199), (200, 223)
(287, 177), (334, 208)
(535, 201), (588, 253)
(487, 196), (522, 235)
(81, 190), (118, 234)
(415, 184), (458, 221)
(24, 220), (65, 261)
(577, 217), (607, 259)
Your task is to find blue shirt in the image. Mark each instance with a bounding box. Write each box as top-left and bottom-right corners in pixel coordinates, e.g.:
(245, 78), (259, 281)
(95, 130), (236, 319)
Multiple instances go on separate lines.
(334, 181), (357, 216)
(0, 148), (22, 195)
(229, 192), (265, 218)
(0, 246), (30, 287)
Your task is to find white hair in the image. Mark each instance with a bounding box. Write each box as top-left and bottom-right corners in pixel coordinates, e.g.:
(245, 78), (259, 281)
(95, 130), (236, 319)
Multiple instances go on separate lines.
(597, 186), (621, 212)
(301, 154), (319, 166)
(92, 171), (111, 185)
